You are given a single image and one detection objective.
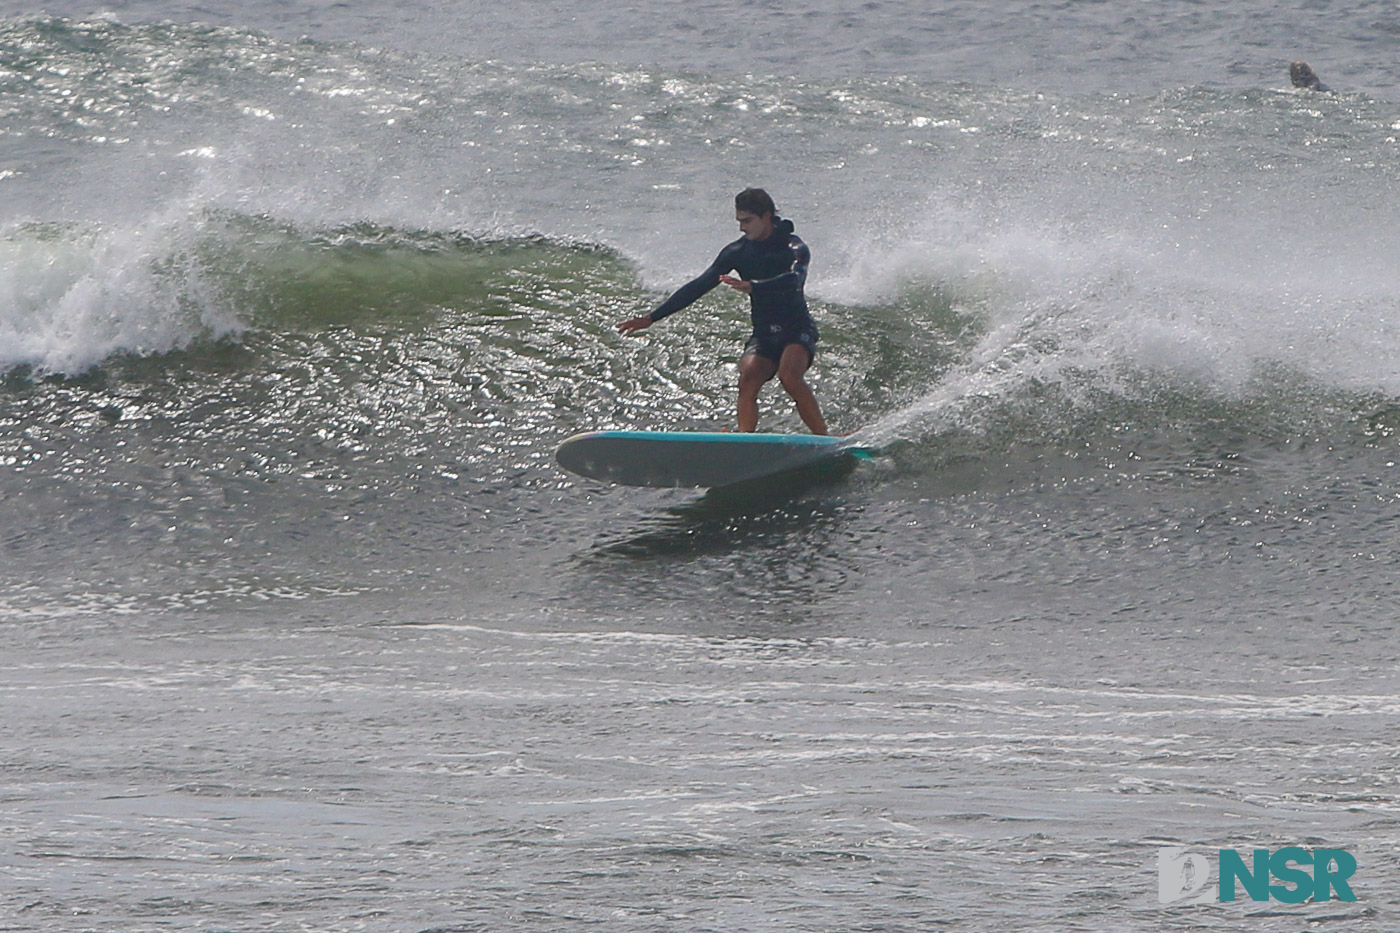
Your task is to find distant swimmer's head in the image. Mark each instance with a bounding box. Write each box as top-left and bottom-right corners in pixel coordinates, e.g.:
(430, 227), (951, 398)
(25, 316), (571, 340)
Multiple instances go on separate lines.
(735, 187), (777, 241)
(1290, 61), (1326, 90)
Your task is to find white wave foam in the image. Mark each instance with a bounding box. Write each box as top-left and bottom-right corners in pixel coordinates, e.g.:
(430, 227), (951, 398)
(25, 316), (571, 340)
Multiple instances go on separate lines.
(0, 211), (245, 375)
(838, 176), (1400, 445)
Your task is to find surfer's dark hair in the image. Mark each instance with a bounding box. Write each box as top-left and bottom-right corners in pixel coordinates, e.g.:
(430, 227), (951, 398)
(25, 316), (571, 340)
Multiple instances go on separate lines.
(735, 187), (776, 217)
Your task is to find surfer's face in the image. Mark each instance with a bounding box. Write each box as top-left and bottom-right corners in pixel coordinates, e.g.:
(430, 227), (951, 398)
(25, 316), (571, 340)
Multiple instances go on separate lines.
(737, 210), (773, 241)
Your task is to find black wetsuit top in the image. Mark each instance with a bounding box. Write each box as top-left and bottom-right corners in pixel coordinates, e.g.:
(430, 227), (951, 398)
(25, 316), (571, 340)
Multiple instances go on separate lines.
(649, 218), (814, 335)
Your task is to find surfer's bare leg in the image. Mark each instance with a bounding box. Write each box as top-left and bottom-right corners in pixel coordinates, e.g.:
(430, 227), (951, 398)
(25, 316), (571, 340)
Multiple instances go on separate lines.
(737, 353), (777, 432)
(777, 343), (828, 435)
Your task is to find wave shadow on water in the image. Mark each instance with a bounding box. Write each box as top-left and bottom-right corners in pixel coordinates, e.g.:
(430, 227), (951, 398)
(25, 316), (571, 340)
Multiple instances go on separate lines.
(557, 460), (885, 619)
(585, 458), (865, 560)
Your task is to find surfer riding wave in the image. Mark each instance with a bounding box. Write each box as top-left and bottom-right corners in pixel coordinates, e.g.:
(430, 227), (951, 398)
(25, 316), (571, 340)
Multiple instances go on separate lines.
(617, 188), (829, 435)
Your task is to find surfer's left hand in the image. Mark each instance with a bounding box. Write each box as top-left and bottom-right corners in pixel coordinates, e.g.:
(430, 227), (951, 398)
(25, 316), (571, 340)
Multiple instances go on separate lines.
(617, 315), (653, 335)
(719, 275), (752, 294)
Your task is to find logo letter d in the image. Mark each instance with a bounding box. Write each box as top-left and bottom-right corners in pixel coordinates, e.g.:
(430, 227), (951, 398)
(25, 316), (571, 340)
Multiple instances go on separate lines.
(1159, 848), (1213, 904)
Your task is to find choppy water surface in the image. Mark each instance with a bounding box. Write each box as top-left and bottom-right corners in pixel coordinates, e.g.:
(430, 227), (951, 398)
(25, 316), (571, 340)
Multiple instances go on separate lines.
(2, 7), (1399, 931)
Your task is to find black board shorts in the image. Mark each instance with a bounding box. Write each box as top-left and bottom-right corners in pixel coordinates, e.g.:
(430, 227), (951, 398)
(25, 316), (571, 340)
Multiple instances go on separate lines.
(742, 321), (819, 364)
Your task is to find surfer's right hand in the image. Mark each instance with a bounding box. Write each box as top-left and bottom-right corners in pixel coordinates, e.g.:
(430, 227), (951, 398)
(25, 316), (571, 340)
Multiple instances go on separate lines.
(617, 315), (652, 335)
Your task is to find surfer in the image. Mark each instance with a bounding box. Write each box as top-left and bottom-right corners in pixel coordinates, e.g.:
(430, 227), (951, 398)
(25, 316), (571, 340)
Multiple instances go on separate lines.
(1290, 61), (1332, 92)
(616, 188), (829, 435)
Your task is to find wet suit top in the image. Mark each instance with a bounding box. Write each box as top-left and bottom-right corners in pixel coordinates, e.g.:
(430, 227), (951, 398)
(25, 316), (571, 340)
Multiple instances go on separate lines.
(649, 218), (813, 334)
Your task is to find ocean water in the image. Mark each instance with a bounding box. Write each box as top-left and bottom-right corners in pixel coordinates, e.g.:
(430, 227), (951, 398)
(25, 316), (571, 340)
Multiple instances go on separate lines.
(2, 2), (1398, 931)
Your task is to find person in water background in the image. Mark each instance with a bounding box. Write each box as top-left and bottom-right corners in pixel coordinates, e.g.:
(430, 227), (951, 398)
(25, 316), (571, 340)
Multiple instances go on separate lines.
(616, 188), (829, 435)
(1290, 60), (1332, 92)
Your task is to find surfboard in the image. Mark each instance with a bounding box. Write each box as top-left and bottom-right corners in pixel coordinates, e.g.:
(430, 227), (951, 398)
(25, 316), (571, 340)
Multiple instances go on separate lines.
(555, 430), (872, 488)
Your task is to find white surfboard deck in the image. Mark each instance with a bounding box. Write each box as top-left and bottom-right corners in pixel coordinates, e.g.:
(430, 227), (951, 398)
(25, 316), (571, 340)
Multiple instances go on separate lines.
(556, 430), (871, 488)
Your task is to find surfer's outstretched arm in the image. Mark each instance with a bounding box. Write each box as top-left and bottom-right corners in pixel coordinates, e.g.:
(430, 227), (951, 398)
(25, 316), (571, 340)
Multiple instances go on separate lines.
(616, 247), (735, 335)
(616, 314), (653, 335)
